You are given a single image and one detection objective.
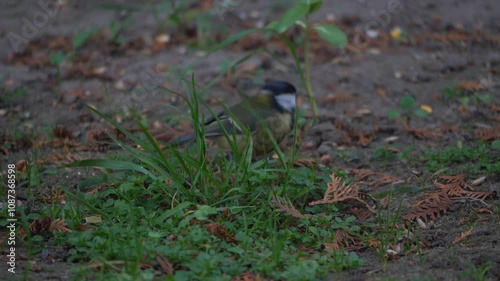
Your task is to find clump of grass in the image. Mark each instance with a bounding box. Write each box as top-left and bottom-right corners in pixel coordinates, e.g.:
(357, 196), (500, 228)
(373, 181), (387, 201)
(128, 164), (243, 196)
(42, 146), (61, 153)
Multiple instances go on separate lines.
(424, 141), (500, 175)
(17, 78), (363, 280)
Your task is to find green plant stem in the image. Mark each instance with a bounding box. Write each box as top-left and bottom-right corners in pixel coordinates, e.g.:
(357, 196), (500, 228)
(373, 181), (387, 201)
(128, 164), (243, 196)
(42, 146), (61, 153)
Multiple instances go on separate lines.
(303, 14), (318, 117)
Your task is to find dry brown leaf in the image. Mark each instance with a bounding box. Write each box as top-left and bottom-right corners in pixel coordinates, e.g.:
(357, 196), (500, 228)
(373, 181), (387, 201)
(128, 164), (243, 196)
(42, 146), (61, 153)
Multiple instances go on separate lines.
(356, 132), (372, 146)
(5, 51), (51, 67)
(36, 190), (66, 205)
(376, 88), (387, 97)
(294, 157), (316, 167)
(475, 127), (500, 141)
(86, 128), (114, 151)
(406, 127), (443, 139)
(53, 126), (74, 140)
(322, 92), (357, 103)
(436, 174), (493, 200)
(366, 239), (380, 249)
(45, 150), (81, 164)
(334, 120), (373, 146)
(30, 217), (52, 234)
(320, 154), (333, 166)
(415, 30), (478, 44)
(439, 123), (460, 133)
(452, 228), (473, 244)
(231, 271), (261, 281)
(49, 219), (72, 233)
(206, 222), (237, 243)
(477, 205), (494, 214)
(351, 169), (376, 180)
(457, 190), (494, 201)
(351, 207), (373, 221)
(273, 197), (312, 219)
(456, 80), (486, 92)
(490, 104), (500, 112)
(66, 63), (115, 81)
(406, 174), (494, 222)
(86, 185), (104, 195)
(324, 229), (361, 251)
(77, 224), (91, 231)
(237, 33), (265, 51)
(351, 169), (401, 188)
(367, 173), (400, 187)
(309, 174), (374, 212)
(404, 191), (452, 221)
(379, 195), (391, 209)
(156, 253), (174, 275)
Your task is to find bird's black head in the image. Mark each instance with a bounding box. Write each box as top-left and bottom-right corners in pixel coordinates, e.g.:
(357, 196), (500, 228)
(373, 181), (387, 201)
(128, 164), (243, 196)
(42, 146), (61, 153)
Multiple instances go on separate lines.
(259, 80), (297, 113)
(261, 81), (297, 96)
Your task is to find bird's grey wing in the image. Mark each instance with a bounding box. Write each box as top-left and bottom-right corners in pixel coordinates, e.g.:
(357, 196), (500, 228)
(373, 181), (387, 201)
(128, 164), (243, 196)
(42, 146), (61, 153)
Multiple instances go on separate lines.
(203, 115), (245, 137)
(203, 97), (279, 138)
(204, 109), (226, 126)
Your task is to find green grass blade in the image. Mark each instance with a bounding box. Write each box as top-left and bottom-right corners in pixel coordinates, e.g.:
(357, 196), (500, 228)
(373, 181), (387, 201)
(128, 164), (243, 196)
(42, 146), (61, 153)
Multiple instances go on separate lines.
(66, 159), (155, 178)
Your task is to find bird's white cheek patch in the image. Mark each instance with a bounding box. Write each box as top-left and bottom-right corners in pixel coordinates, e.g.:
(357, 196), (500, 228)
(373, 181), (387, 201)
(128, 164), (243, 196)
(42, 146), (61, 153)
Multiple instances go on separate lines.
(275, 94), (296, 111)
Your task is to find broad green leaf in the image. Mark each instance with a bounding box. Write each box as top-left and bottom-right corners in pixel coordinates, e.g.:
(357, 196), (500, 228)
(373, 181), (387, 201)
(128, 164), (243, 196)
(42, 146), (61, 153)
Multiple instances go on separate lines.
(309, 1), (323, 13)
(148, 231), (164, 238)
(345, 216), (356, 223)
(268, 3), (308, 33)
(49, 51), (66, 65)
(193, 205), (217, 220)
(122, 17), (134, 29)
(266, 21), (279, 31)
(313, 24), (347, 48)
(414, 108), (429, 118)
(227, 246), (244, 255)
(492, 140), (500, 149)
(387, 109), (401, 119)
(84, 215), (103, 224)
(73, 30), (93, 50)
(299, 0), (323, 14)
(32, 235), (44, 242)
(475, 93), (492, 104)
(350, 225), (361, 232)
(459, 96), (470, 106)
(400, 96), (416, 111)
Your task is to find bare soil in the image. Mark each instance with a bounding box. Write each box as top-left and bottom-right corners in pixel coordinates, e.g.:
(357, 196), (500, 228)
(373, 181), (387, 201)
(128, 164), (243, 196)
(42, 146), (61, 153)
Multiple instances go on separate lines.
(1, 0), (499, 280)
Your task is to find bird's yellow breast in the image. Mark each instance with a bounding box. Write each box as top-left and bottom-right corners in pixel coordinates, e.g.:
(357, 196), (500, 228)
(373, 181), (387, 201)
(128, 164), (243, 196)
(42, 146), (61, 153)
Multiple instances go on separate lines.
(213, 113), (292, 157)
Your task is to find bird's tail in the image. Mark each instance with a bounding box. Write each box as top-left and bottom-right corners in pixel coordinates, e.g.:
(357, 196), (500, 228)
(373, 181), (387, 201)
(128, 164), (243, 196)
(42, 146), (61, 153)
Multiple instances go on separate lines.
(167, 133), (197, 147)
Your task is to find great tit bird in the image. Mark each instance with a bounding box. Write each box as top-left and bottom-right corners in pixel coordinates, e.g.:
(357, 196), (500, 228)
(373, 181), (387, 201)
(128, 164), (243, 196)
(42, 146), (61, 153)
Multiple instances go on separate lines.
(168, 81), (297, 157)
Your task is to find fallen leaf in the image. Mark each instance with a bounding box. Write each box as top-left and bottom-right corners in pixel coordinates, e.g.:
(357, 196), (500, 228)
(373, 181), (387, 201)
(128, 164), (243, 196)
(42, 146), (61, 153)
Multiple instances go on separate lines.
(49, 219), (72, 233)
(156, 253), (174, 275)
(456, 80), (486, 91)
(273, 197), (312, 219)
(453, 228), (473, 244)
(309, 174), (374, 212)
(206, 222), (237, 242)
(471, 176), (486, 186)
(320, 154), (333, 166)
(475, 127), (500, 141)
(376, 88), (387, 97)
(231, 271), (260, 281)
(84, 215), (103, 224)
(420, 104), (433, 114)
